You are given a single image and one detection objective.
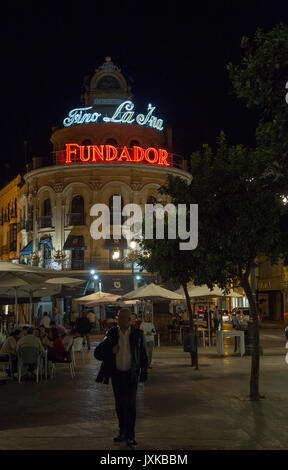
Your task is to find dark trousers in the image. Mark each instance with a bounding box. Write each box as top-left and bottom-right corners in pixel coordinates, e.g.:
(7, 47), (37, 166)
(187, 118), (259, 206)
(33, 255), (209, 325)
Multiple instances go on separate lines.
(111, 370), (138, 440)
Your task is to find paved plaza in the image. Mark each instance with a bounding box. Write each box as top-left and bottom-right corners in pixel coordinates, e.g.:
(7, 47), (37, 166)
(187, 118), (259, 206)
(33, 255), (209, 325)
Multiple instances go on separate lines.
(0, 325), (287, 451)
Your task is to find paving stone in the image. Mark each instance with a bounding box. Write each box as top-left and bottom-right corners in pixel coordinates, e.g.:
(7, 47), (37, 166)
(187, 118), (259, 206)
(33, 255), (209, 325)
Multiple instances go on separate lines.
(0, 329), (287, 450)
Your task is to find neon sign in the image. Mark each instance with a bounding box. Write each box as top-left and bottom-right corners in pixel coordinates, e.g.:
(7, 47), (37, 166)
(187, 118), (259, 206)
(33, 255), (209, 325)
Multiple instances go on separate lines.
(63, 101), (164, 131)
(64, 144), (170, 167)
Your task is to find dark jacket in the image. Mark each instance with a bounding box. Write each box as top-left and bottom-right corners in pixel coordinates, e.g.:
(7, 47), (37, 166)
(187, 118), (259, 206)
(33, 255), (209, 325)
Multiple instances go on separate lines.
(76, 316), (91, 335)
(94, 326), (148, 384)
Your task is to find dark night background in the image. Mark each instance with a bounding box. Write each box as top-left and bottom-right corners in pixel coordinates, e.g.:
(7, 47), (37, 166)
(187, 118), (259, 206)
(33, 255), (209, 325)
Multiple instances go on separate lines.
(0, 1), (288, 187)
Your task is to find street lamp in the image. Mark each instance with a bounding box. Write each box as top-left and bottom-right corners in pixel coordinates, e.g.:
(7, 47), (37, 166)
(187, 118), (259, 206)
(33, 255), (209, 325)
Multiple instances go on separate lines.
(112, 249), (120, 260)
(130, 240), (137, 250)
(84, 269), (100, 295)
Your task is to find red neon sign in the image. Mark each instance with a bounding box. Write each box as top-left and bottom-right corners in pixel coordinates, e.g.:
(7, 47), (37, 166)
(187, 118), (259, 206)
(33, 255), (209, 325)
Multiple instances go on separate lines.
(64, 144), (171, 167)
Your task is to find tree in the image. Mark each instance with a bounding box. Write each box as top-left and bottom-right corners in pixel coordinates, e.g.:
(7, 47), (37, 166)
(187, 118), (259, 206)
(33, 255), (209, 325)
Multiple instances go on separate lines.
(227, 23), (288, 184)
(160, 133), (288, 400)
(138, 206), (222, 369)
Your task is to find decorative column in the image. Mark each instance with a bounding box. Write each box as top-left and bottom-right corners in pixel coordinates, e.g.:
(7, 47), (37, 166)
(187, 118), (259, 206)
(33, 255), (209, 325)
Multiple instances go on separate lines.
(53, 183), (64, 252)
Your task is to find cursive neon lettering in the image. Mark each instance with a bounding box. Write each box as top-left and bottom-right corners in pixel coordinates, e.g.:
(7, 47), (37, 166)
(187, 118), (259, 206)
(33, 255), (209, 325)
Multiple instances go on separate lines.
(63, 101), (163, 131)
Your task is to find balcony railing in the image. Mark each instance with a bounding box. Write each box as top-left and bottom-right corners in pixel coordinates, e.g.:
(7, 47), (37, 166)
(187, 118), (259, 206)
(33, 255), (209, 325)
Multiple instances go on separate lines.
(61, 257), (138, 271)
(54, 148), (188, 171)
(19, 256), (143, 272)
(66, 213), (85, 226)
(37, 216), (53, 229)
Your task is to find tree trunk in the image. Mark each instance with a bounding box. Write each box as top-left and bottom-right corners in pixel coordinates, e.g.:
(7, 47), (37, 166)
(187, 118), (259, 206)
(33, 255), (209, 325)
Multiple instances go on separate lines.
(241, 275), (261, 400)
(182, 280), (198, 369)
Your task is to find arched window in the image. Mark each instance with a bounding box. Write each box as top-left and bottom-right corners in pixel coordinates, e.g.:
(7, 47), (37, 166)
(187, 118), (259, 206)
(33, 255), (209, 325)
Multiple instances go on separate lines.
(71, 195), (84, 213)
(147, 195), (157, 205)
(129, 139), (140, 148)
(82, 139), (92, 146)
(105, 138), (118, 147)
(97, 76), (120, 90)
(43, 198), (51, 216)
(69, 195), (85, 225)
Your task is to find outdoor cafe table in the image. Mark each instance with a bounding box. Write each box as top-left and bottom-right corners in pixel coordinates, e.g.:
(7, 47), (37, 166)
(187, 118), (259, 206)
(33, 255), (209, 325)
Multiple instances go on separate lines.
(216, 330), (245, 357)
(179, 326), (207, 347)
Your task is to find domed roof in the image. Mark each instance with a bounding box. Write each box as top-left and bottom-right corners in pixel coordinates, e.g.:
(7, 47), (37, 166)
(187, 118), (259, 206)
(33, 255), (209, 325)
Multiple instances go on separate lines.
(82, 57), (133, 107)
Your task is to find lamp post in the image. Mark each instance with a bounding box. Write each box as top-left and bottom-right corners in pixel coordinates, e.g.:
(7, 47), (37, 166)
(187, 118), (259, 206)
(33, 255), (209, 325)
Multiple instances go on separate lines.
(84, 269), (101, 295)
(129, 240), (137, 274)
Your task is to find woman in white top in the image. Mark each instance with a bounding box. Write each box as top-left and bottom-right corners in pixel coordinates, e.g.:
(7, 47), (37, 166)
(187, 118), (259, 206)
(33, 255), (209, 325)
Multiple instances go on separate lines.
(140, 313), (156, 368)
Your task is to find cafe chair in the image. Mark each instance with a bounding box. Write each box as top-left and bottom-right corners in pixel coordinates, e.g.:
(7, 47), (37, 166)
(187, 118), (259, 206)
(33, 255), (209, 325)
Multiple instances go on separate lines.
(17, 346), (42, 384)
(50, 350), (75, 379)
(0, 353), (13, 380)
(71, 336), (84, 366)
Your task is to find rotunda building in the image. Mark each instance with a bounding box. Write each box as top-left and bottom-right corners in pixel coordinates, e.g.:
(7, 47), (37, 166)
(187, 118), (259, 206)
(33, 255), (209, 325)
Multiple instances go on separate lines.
(19, 57), (192, 297)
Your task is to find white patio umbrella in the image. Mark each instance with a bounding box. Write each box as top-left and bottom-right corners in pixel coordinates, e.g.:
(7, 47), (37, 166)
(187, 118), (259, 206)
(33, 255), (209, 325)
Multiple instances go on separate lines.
(0, 283), (62, 324)
(45, 276), (86, 287)
(175, 284), (243, 298)
(74, 291), (120, 304)
(175, 284), (243, 346)
(123, 283), (184, 320)
(0, 262), (84, 325)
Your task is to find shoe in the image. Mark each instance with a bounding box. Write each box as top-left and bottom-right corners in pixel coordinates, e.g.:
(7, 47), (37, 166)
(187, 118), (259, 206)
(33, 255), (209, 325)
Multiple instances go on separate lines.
(126, 439), (138, 447)
(113, 434), (126, 442)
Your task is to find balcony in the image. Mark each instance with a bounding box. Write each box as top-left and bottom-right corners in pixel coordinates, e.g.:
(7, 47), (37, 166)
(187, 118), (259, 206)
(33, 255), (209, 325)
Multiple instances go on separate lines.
(54, 148), (189, 171)
(37, 216), (53, 229)
(66, 213), (85, 226)
(61, 257), (136, 271)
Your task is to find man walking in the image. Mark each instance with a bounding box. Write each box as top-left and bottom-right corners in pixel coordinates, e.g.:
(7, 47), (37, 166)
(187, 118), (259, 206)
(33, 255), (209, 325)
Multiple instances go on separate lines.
(76, 311), (92, 349)
(94, 308), (148, 448)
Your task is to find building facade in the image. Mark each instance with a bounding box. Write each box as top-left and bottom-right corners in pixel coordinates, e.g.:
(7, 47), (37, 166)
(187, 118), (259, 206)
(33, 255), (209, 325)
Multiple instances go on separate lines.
(1, 57), (191, 306)
(0, 57), (286, 322)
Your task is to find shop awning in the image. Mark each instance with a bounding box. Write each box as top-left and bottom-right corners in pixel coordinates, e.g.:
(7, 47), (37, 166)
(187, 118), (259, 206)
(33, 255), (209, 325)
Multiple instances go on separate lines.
(63, 235), (86, 250)
(104, 237), (128, 249)
(20, 241), (33, 256)
(38, 238), (53, 250)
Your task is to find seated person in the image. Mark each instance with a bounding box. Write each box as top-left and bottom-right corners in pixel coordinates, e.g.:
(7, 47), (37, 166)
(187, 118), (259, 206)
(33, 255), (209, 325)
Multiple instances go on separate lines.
(33, 328), (41, 338)
(39, 326), (49, 343)
(50, 321), (67, 339)
(20, 326), (29, 338)
(40, 312), (51, 329)
(0, 329), (21, 377)
(16, 327), (46, 379)
(45, 327), (67, 362)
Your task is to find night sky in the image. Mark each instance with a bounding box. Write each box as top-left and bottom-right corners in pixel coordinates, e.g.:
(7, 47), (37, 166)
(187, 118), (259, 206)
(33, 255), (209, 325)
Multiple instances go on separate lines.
(1, 1), (288, 187)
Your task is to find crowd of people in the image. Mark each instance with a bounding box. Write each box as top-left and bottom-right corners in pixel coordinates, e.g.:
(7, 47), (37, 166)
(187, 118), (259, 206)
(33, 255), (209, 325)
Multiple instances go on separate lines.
(0, 305), (160, 382)
(0, 306), (101, 381)
(0, 323), (75, 380)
